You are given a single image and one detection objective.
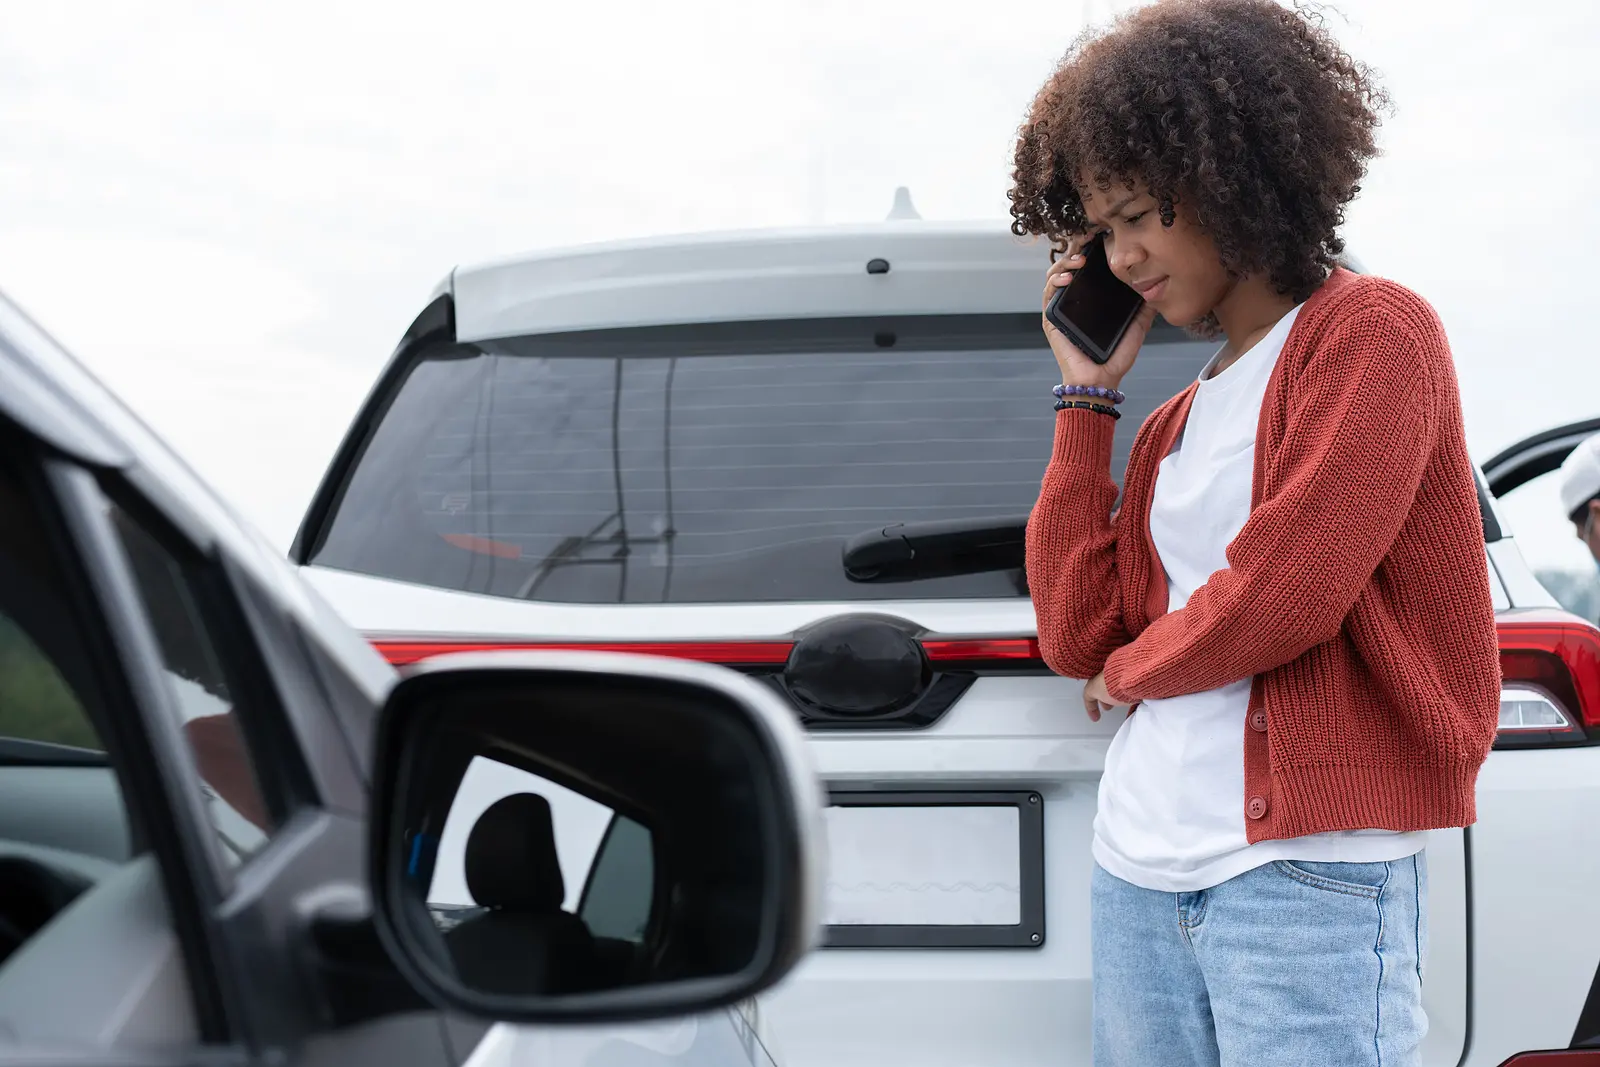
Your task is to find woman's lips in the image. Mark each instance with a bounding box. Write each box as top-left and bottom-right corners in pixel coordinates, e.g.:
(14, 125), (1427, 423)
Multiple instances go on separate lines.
(1132, 276), (1168, 301)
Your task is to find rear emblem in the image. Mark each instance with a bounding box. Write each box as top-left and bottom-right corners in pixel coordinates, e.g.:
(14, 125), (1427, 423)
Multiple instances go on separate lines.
(783, 615), (930, 717)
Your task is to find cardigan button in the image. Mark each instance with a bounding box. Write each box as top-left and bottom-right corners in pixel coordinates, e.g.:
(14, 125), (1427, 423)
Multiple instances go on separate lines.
(1246, 796), (1268, 820)
(1249, 710), (1268, 733)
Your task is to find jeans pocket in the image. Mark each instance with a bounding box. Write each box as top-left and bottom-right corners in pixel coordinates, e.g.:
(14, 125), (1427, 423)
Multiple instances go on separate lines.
(1272, 859), (1391, 899)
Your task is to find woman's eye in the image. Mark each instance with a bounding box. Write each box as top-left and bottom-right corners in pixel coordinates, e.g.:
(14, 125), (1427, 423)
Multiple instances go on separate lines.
(1124, 212), (1146, 225)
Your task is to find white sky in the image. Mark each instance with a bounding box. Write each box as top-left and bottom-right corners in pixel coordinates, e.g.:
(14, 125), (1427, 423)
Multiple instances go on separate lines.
(1, 0), (1596, 575)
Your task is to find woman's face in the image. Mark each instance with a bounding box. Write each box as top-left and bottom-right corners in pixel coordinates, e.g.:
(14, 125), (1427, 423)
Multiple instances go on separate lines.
(1078, 180), (1233, 330)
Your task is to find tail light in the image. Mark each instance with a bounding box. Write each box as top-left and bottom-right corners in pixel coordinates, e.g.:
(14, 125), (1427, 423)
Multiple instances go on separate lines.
(1496, 611), (1600, 748)
(1498, 1051), (1600, 1065)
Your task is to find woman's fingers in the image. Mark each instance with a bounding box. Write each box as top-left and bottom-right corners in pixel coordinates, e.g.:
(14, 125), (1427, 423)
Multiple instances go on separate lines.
(1041, 242), (1090, 308)
(1042, 256), (1077, 311)
(1083, 671), (1109, 722)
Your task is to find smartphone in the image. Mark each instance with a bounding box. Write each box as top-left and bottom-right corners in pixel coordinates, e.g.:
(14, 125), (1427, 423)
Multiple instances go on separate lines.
(1044, 237), (1145, 365)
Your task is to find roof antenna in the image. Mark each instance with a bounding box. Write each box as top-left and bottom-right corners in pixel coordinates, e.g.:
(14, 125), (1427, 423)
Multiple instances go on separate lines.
(886, 186), (921, 221)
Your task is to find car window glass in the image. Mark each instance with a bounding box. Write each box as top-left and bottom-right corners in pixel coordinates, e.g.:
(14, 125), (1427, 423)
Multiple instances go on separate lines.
(0, 457), (136, 969)
(0, 614), (101, 754)
(0, 468), (105, 755)
(310, 316), (1217, 604)
(579, 813), (654, 942)
(0, 470), (112, 768)
(1497, 468), (1600, 620)
(108, 506), (276, 867)
(424, 754), (653, 944)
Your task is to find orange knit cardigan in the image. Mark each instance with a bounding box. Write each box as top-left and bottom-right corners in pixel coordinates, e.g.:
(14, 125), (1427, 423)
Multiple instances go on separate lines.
(1026, 267), (1501, 842)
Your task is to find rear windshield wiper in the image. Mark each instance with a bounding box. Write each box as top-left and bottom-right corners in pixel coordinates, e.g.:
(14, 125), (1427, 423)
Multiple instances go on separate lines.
(842, 515), (1028, 582)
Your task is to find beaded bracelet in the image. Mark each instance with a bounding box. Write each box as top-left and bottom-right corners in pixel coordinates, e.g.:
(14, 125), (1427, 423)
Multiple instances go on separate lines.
(1054, 398), (1121, 420)
(1053, 383), (1126, 405)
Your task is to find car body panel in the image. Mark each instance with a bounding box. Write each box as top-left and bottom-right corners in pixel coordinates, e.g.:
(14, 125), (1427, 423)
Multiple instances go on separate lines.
(450, 223), (1054, 342)
(461, 1011), (778, 1067)
(1469, 747), (1600, 1064)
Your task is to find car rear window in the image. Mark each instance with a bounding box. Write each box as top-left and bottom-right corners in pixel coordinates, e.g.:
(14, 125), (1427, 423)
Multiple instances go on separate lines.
(307, 315), (1214, 604)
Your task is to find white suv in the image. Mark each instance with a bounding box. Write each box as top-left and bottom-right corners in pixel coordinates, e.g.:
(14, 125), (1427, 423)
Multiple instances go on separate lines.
(291, 210), (1600, 1067)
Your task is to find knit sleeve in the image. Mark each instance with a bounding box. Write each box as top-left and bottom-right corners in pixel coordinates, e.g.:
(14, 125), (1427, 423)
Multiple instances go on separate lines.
(1024, 408), (1129, 679)
(1101, 304), (1442, 704)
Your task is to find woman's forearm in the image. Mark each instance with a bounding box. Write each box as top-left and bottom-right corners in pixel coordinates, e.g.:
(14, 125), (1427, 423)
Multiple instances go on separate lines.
(1025, 409), (1128, 679)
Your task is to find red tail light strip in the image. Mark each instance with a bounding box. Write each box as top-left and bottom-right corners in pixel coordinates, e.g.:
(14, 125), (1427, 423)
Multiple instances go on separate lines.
(922, 638), (1042, 662)
(372, 640), (795, 667)
(371, 636), (1044, 669)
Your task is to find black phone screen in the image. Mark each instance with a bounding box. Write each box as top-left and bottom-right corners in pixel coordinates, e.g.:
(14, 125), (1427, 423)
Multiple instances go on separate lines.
(1048, 238), (1144, 360)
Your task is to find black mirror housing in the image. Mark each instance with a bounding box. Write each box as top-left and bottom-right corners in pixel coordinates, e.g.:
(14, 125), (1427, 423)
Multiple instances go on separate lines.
(366, 650), (824, 1026)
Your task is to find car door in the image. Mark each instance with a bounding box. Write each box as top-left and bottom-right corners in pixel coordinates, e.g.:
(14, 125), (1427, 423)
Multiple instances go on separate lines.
(70, 475), (478, 1067)
(1482, 417), (1600, 620)
(0, 434), (770, 1067)
(0, 301), (483, 1067)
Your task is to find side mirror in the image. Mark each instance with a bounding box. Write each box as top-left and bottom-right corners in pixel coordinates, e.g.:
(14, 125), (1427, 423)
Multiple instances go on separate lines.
(366, 649), (824, 1025)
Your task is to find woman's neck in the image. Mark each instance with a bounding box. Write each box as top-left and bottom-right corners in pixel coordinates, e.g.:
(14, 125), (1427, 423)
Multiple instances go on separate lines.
(1209, 276), (1300, 376)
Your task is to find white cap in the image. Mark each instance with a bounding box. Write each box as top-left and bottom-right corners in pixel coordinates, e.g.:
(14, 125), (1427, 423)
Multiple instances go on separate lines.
(1559, 433), (1600, 519)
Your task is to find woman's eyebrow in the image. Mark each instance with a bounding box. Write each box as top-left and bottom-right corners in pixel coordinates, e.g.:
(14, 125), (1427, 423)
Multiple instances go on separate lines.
(1083, 192), (1140, 226)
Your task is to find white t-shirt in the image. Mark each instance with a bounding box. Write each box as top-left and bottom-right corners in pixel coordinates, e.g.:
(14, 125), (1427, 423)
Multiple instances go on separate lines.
(1091, 303), (1427, 893)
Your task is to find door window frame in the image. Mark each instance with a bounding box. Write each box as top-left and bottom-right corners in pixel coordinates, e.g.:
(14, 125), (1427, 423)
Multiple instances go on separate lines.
(14, 454), (238, 1043)
(33, 453), (322, 1048)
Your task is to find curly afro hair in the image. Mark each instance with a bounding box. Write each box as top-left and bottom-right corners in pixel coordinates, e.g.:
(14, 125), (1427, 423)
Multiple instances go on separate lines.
(1009, 0), (1390, 305)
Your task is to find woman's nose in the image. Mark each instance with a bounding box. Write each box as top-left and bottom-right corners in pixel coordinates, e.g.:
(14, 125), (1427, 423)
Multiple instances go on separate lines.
(1109, 242), (1145, 275)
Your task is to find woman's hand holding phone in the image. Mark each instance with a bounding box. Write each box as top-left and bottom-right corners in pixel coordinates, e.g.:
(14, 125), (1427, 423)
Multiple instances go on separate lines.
(1041, 235), (1157, 390)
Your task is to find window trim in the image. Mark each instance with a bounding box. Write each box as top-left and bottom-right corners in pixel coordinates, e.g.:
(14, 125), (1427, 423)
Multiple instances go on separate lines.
(290, 293), (456, 565)
(36, 458), (240, 1042)
(97, 483), (302, 878)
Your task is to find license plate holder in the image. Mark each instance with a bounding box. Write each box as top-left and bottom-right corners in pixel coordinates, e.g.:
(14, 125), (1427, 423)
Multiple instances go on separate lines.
(821, 790), (1045, 949)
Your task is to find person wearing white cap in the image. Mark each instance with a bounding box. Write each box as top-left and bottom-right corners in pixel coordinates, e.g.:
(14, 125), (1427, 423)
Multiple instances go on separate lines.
(1559, 432), (1600, 567)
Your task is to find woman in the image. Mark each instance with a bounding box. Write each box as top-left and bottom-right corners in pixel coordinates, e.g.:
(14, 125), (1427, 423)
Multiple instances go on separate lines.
(1008, 2), (1501, 1064)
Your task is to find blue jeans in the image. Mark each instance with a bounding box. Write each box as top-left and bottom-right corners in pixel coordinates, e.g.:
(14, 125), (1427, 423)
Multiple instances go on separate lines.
(1092, 854), (1428, 1067)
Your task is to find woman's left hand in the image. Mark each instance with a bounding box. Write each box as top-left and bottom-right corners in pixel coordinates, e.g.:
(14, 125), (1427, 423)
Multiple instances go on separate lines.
(1083, 672), (1115, 722)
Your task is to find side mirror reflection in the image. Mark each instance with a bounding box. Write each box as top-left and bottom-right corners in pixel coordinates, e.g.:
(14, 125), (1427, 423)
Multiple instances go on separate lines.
(368, 651), (824, 1024)
(423, 760), (657, 996)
